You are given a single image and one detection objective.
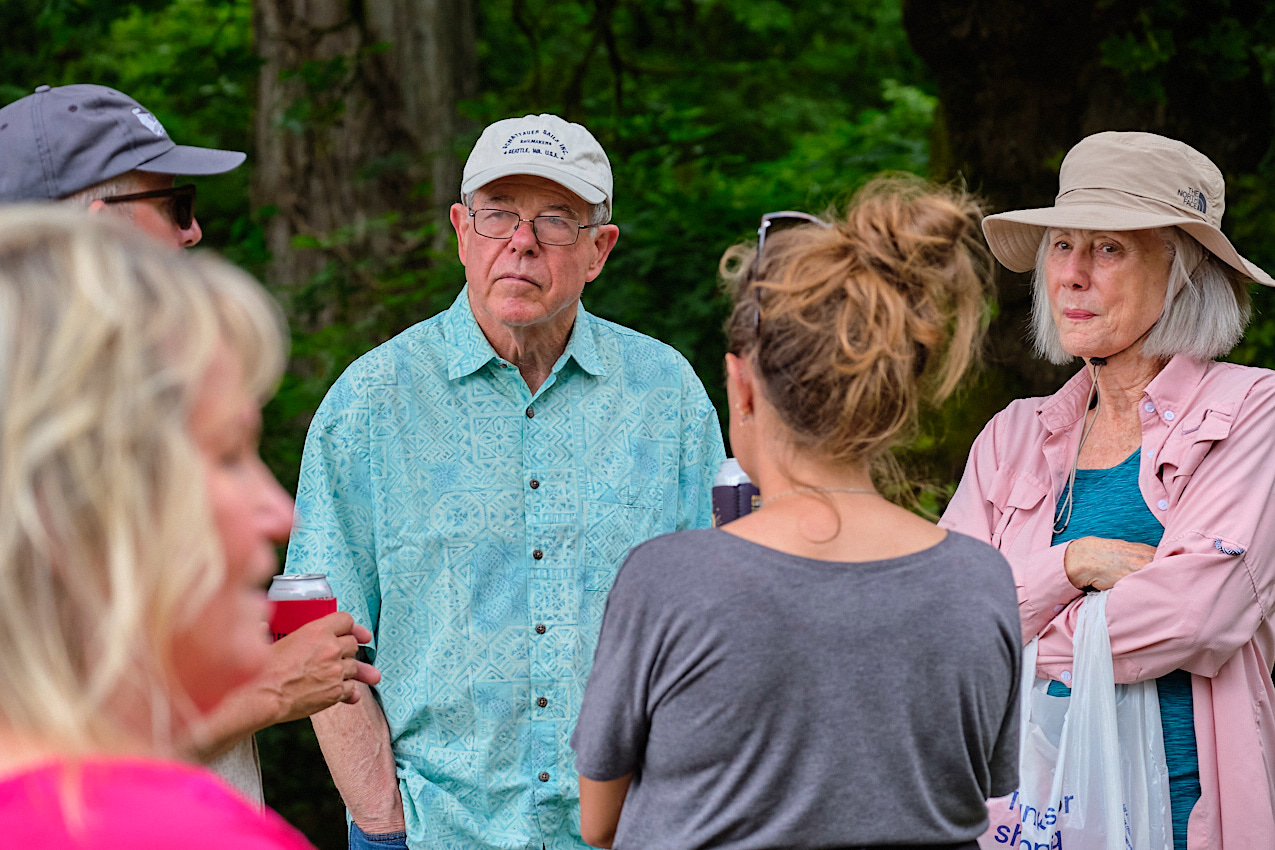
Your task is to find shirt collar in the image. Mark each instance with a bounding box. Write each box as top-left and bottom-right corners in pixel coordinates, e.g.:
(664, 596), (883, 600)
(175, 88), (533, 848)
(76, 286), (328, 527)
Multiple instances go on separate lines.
(442, 285), (607, 380)
(1035, 354), (1209, 433)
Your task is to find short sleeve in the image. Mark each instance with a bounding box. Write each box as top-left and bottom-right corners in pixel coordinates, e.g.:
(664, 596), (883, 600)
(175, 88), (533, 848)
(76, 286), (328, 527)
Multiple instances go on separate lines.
(284, 370), (382, 658)
(570, 548), (660, 781)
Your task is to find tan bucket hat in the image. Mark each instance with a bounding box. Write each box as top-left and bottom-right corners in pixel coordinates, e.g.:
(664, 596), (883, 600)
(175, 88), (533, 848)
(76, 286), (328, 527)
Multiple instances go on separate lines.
(982, 131), (1274, 286)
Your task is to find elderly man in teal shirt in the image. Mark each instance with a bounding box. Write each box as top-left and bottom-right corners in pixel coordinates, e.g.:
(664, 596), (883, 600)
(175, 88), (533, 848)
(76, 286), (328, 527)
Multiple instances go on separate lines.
(287, 113), (725, 850)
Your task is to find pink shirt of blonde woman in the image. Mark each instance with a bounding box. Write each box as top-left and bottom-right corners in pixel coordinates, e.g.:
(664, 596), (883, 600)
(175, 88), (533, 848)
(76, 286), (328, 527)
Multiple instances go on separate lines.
(940, 354), (1275, 848)
(0, 759), (314, 849)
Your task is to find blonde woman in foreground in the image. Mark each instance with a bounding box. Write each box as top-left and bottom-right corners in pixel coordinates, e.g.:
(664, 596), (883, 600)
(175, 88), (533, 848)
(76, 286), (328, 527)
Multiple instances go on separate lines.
(0, 209), (318, 848)
(571, 177), (1022, 850)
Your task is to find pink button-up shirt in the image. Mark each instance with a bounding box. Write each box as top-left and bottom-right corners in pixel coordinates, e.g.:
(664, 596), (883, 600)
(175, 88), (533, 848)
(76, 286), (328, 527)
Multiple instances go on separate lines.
(941, 355), (1275, 849)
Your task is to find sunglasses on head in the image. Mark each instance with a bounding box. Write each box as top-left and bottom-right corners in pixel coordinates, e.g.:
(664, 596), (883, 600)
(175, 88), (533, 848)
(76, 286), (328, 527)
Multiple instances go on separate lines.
(101, 184), (197, 230)
(749, 210), (828, 331)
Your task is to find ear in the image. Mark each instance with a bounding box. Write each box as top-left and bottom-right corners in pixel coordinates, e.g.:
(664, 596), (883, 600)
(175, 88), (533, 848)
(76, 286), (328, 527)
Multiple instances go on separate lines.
(724, 352), (756, 417)
(584, 224), (620, 282)
(449, 203), (471, 264)
(87, 199), (108, 215)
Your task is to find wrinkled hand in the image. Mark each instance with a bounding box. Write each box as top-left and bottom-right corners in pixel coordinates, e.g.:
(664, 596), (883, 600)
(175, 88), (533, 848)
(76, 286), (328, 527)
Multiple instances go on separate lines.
(1063, 536), (1156, 591)
(260, 612), (380, 724)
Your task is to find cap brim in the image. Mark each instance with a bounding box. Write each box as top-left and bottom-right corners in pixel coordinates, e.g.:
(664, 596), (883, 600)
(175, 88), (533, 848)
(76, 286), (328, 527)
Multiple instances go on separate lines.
(983, 204), (1275, 287)
(137, 144), (246, 177)
(462, 163), (608, 208)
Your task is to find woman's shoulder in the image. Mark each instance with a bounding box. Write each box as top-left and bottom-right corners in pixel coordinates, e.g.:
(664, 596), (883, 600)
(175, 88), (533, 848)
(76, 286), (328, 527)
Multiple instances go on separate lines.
(937, 529), (1015, 580)
(0, 757), (313, 850)
(926, 532), (1020, 618)
(621, 528), (726, 581)
(1198, 359), (1275, 398)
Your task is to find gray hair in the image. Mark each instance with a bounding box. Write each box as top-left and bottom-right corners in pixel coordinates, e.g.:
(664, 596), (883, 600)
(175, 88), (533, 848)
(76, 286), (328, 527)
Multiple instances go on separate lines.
(461, 190), (609, 227)
(1029, 226), (1251, 364)
(61, 170), (151, 206)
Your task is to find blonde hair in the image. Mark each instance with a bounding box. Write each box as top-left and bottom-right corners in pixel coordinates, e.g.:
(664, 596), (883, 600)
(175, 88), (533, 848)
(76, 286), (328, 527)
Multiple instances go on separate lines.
(1029, 226), (1252, 364)
(722, 175), (992, 482)
(0, 207), (286, 755)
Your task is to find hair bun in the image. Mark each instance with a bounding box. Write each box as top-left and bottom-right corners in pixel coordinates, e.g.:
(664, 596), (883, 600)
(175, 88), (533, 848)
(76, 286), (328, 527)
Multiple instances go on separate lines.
(721, 175), (993, 472)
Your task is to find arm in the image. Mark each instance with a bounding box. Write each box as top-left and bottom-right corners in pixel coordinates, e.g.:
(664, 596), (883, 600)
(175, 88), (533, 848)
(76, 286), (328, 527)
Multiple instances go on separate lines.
(312, 686), (405, 832)
(185, 614), (380, 762)
(285, 371), (400, 823)
(579, 774), (633, 849)
(1037, 377), (1275, 682)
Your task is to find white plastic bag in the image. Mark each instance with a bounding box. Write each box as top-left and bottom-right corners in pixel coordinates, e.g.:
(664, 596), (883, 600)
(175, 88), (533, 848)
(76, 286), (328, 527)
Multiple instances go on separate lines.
(979, 591), (1172, 850)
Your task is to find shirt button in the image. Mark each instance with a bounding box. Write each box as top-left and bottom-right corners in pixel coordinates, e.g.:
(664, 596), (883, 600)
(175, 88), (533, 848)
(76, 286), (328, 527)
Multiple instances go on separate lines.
(535, 623), (546, 634)
(538, 772), (550, 782)
(529, 478), (540, 489)
(526, 407), (535, 418)
(532, 549), (544, 560)
(1143, 401), (1155, 413)
(1053, 604), (1065, 613)
(1164, 410), (1175, 421)
(536, 697), (548, 708)
(1157, 499), (1169, 510)
(1060, 670), (1072, 683)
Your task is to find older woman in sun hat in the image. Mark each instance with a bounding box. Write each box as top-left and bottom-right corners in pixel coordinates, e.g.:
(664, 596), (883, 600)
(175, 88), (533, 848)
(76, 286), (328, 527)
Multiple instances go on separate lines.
(941, 130), (1275, 849)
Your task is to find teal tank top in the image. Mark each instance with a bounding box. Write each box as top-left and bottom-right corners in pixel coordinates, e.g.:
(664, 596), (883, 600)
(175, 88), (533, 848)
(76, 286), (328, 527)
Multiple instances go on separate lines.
(1049, 449), (1197, 850)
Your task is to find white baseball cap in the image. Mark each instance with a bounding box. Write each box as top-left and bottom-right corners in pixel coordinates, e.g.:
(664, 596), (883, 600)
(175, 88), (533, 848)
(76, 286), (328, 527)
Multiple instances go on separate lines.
(461, 114), (613, 221)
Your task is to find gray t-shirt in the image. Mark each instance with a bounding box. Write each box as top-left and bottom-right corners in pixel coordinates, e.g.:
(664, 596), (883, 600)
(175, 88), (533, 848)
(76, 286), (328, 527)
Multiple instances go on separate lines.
(571, 528), (1020, 850)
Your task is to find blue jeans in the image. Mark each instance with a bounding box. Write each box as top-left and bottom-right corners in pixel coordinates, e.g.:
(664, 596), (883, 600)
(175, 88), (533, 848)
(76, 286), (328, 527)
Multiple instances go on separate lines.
(349, 821), (408, 850)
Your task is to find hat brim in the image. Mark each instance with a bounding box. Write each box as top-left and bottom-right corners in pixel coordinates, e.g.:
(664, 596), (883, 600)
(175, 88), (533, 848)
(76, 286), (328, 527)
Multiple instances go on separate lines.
(462, 163), (610, 216)
(137, 144), (246, 177)
(983, 204), (1274, 287)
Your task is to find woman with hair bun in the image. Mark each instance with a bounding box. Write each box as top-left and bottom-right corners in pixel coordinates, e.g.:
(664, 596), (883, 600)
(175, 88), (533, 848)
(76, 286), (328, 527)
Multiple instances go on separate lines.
(0, 208), (316, 848)
(571, 177), (1022, 850)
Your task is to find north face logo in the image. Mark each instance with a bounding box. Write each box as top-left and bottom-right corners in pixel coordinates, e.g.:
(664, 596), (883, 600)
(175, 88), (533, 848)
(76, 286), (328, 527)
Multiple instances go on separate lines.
(131, 107), (167, 138)
(1177, 187), (1206, 214)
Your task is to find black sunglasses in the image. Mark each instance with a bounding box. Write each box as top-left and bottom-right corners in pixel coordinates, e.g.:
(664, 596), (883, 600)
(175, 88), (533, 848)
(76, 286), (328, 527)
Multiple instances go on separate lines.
(749, 210), (828, 331)
(101, 184), (197, 230)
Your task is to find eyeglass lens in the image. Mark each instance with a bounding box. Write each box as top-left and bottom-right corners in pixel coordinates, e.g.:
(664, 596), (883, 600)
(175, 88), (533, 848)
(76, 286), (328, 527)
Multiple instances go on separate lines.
(472, 209), (582, 246)
(170, 190), (194, 230)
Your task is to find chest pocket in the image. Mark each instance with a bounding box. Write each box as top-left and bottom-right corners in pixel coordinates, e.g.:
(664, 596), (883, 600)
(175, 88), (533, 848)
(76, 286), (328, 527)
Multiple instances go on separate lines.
(1158, 406), (1234, 504)
(988, 472), (1049, 552)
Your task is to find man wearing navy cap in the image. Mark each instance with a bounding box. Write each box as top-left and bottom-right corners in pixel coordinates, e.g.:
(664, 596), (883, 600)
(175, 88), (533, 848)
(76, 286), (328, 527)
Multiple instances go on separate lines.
(287, 113), (725, 850)
(0, 83), (380, 804)
(0, 84), (246, 247)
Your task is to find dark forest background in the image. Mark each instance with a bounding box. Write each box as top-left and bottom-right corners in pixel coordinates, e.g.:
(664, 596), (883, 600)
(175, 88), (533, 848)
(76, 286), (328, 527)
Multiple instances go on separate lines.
(6, 1), (1275, 846)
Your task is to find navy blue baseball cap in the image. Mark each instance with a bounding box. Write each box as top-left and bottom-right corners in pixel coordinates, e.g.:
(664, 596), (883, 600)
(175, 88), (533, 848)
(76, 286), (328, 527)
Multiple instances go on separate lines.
(0, 84), (245, 201)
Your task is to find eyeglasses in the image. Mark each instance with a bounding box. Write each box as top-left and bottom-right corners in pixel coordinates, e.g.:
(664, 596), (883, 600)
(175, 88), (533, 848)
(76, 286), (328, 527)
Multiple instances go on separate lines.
(101, 184), (197, 230)
(749, 210), (828, 331)
(469, 208), (589, 246)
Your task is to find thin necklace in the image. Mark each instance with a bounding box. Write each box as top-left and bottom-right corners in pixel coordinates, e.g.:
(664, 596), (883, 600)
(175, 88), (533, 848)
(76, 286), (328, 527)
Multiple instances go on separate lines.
(761, 486), (877, 508)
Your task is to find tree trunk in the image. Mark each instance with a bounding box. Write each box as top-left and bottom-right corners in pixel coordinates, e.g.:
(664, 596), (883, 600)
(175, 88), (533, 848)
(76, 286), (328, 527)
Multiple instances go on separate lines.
(903, 0), (1273, 402)
(252, 0), (476, 311)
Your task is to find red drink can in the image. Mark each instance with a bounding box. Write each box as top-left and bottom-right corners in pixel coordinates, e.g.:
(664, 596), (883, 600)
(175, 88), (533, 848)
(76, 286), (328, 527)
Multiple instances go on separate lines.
(267, 574), (337, 642)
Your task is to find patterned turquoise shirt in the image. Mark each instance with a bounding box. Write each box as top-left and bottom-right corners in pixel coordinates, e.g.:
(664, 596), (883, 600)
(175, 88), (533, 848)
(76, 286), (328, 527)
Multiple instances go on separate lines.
(285, 287), (724, 850)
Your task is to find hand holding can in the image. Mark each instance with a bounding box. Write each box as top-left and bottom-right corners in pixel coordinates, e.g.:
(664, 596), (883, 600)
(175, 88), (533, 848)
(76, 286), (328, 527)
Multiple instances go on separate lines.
(268, 574), (337, 642)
